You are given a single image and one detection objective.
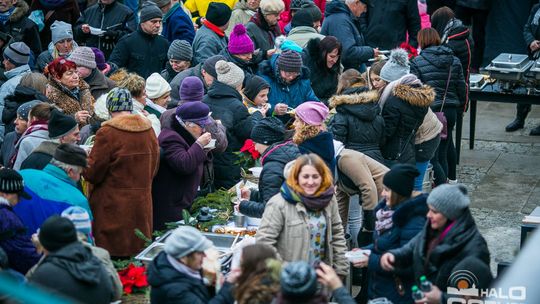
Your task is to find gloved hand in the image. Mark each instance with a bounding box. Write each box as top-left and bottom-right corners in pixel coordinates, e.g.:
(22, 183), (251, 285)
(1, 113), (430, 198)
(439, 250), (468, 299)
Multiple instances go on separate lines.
(357, 209), (375, 247)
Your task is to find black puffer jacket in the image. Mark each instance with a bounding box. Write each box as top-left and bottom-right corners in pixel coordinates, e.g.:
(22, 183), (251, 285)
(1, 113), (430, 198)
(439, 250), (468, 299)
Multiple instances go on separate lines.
(390, 209), (492, 303)
(2, 85), (49, 134)
(239, 141), (300, 218)
(0, 1), (42, 56)
(329, 89), (385, 164)
(303, 38), (340, 103)
(203, 81), (261, 189)
(410, 46), (467, 111)
(28, 242), (114, 304)
(432, 18), (473, 82)
(381, 83), (435, 164)
(147, 251), (234, 304)
(75, 1), (137, 59)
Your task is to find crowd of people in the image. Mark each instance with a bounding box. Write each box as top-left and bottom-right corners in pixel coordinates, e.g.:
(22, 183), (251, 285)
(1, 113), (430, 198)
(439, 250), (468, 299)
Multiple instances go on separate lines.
(1, 0), (532, 303)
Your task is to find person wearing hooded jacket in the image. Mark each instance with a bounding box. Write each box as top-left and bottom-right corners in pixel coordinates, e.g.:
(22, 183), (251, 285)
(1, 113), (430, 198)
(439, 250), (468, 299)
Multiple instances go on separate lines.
(410, 28), (466, 185)
(28, 216), (114, 304)
(329, 87), (385, 164)
(381, 184), (492, 304)
(204, 60), (262, 190)
(302, 36), (341, 104)
(238, 117), (301, 218)
(380, 49), (435, 166)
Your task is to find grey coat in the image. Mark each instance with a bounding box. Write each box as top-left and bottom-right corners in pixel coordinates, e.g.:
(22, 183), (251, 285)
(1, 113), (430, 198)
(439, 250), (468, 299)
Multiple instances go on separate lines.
(192, 25), (228, 66)
(13, 129), (49, 170)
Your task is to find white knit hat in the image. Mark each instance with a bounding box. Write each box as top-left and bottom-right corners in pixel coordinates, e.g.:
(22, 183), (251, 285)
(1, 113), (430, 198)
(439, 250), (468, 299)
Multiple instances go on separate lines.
(146, 73), (172, 99)
(216, 60), (245, 89)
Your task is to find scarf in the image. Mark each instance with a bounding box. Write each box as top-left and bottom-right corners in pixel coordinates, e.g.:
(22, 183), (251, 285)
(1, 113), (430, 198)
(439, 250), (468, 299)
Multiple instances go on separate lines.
(203, 19), (225, 37)
(441, 18), (464, 43)
(379, 74), (422, 110)
(51, 78), (81, 101)
(0, 7), (15, 25)
(166, 254), (203, 281)
(280, 182), (334, 212)
(375, 207), (395, 234)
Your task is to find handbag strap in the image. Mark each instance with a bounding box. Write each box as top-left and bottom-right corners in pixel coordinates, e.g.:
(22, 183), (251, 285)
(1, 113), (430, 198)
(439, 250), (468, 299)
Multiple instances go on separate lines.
(440, 66), (453, 112)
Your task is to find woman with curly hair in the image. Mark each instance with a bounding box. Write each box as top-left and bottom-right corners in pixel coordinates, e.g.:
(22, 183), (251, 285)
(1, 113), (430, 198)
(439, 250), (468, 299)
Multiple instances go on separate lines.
(234, 244), (281, 304)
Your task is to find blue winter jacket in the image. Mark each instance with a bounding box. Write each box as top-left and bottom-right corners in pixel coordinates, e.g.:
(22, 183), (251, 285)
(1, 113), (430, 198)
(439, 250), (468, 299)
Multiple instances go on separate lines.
(14, 164), (92, 237)
(365, 194), (428, 304)
(161, 3), (195, 44)
(258, 55), (319, 116)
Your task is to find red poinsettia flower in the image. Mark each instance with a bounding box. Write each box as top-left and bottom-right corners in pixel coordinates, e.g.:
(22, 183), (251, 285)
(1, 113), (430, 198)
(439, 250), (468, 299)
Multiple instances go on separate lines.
(399, 42), (418, 59)
(118, 263), (148, 295)
(240, 139), (261, 159)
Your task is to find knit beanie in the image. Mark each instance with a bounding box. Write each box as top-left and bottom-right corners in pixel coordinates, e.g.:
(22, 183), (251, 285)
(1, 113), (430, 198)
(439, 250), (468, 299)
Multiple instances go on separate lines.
(146, 73), (172, 99)
(176, 101), (212, 126)
(304, 2), (322, 22)
(228, 24), (255, 55)
(17, 101), (41, 121)
(280, 261), (318, 299)
(291, 8), (314, 28)
(168, 40), (193, 61)
(290, 0), (307, 10)
(243, 75), (270, 102)
(202, 55), (226, 78)
(50, 21), (73, 45)
(53, 143), (89, 168)
(139, 2), (163, 23)
(260, 0), (285, 15)
(380, 48), (410, 83)
(280, 40), (303, 53)
(295, 101), (328, 126)
(3, 42), (30, 66)
(150, 0), (169, 9)
(48, 110), (78, 139)
(251, 117), (285, 145)
(39, 216), (78, 252)
(61, 206), (92, 242)
(107, 87), (133, 112)
(90, 47), (107, 70)
(216, 60), (245, 89)
(68, 46), (96, 69)
(206, 2), (232, 27)
(277, 50), (302, 74)
(164, 226), (213, 259)
(427, 184), (470, 220)
(180, 76), (204, 103)
(383, 163), (419, 197)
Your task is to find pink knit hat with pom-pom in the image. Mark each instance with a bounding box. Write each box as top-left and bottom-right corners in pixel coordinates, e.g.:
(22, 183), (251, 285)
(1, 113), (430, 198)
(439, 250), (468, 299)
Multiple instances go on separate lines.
(228, 24), (255, 55)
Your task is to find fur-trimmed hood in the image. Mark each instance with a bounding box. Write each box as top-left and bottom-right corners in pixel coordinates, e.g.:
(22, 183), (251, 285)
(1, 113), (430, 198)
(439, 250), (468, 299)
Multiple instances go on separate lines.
(392, 84), (435, 107)
(329, 90), (379, 107)
(102, 114), (152, 132)
(9, 1), (30, 23)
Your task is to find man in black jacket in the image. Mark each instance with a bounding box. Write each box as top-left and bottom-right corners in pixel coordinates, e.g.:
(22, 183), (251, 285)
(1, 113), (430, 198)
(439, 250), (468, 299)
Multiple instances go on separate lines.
(29, 216), (114, 304)
(363, 0), (421, 50)
(108, 3), (169, 78)
(0, 0), (41, 58)
(75, 0), (137, 59)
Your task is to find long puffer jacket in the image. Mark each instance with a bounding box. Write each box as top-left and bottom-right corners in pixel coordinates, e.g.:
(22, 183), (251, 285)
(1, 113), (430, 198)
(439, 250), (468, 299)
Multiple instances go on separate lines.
(329, 89), (385, 164)
(410, 46), (467, 111)
(381, 83), (435, 164)
(239, 141), (300, 218)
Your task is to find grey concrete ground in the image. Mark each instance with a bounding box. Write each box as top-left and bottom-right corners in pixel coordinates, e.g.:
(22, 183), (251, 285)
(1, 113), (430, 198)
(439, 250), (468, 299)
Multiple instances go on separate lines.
(459, 102), (540, 275)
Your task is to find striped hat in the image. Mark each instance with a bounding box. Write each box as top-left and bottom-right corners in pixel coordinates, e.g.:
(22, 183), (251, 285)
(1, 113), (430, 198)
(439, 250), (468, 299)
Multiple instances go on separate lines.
(106, 87), (133, 113)
(0, 168), (31, 199)
(61, 206), (94, 245)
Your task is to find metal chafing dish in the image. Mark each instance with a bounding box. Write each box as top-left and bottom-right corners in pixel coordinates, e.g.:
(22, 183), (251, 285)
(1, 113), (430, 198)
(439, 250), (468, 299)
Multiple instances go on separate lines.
(469, 73), (487, 91)
(529, 59), (540, 80)
(485, 53), (533, 81)
(135, 230), (243, 271)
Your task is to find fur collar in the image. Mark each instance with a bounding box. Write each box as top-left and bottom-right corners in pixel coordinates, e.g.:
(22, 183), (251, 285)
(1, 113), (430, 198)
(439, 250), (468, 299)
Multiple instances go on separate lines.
(329, 90), (379, 107)
(392, 84), (435, 107)
(10, 1), (29, 22)
(102, 114), (152, 132)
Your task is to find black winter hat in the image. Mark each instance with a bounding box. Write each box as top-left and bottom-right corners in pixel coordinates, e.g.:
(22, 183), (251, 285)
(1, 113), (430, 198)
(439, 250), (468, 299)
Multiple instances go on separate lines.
(383, 163), (419, 197)
(0, 168), (31, 199)
(251, 117), (285, 145)
(203, 55), (227, 79)
(39, 216), (78, 252)
(48, 110), (78, 139)
(206, 2), (232, 27)
(291, 8), (314, 28)
(54, 143), (88, 168)
(243, 75), (270, 102)
(139, 2), (163, 23)
(280, 261), (318, 299)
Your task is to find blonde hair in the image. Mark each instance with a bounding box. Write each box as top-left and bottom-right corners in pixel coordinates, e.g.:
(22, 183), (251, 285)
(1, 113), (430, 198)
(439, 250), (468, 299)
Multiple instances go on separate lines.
(117, 73), (146, 98)
(108, 68), (128, 84)
(286, 154), (333, 196)
(292, 118), (322, 144)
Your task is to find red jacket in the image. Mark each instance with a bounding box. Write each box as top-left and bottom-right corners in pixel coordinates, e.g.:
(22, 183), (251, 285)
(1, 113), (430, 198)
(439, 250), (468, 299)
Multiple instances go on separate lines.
(278, 0), (326, 33)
